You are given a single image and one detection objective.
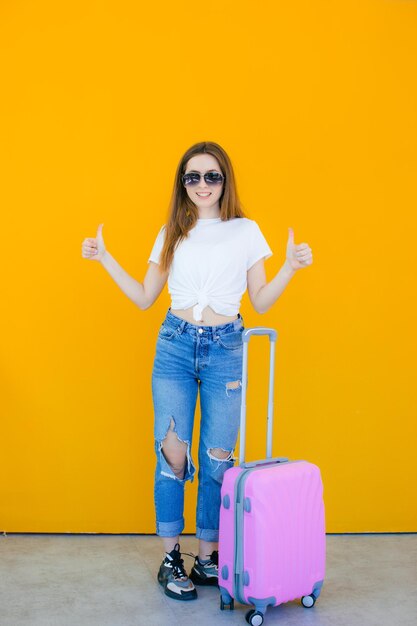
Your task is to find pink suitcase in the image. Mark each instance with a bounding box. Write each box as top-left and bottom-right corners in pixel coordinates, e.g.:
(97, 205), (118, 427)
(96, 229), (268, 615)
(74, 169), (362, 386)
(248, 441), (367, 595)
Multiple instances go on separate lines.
(218, 327), (326, 626)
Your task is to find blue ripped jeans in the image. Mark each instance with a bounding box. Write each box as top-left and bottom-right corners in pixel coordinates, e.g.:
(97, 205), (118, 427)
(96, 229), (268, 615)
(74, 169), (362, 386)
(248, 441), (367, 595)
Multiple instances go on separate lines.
(151, 308), (244, 542)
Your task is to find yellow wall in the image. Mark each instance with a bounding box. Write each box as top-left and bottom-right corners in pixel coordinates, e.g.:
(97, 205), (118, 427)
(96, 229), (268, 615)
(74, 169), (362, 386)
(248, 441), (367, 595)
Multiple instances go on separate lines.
(1, 0), (416, 533)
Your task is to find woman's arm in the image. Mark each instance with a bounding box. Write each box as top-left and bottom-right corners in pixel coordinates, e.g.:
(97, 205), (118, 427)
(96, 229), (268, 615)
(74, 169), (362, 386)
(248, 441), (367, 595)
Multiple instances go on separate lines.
(82, 224), (168, 309)
(100, 253), (168, 310)
(247, 227), (313, 314)
(247, 259), (295, 314)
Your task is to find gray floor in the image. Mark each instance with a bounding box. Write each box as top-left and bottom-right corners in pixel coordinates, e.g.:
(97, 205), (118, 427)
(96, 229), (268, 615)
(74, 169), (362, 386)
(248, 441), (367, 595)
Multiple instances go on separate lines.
(0, 534), (416, 626)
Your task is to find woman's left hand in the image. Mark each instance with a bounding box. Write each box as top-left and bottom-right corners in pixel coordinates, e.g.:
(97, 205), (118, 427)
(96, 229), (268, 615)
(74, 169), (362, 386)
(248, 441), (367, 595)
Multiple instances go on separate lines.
(285, 227), (313, 271)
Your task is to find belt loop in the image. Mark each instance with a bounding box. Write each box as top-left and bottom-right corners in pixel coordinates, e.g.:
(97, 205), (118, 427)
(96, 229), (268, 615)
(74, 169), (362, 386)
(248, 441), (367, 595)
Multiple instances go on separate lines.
(233, 314), (243, 330)
(177, 319), (186, 334)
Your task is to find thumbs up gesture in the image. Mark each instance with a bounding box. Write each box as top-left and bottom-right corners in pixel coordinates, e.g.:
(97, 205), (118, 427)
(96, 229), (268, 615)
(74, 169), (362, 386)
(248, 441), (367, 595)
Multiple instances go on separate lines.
(81, 223), (107, 262)
(286, 227), (313, 271)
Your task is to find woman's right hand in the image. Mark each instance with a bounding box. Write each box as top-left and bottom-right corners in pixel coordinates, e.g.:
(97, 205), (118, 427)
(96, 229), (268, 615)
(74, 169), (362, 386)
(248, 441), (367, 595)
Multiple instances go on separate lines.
(81, 223), (106, 262)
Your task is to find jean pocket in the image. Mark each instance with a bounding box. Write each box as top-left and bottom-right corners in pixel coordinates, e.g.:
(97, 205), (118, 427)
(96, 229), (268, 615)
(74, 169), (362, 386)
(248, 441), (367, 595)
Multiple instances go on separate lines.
(216, 327), (244, 350)
(158, 324), (177, 341)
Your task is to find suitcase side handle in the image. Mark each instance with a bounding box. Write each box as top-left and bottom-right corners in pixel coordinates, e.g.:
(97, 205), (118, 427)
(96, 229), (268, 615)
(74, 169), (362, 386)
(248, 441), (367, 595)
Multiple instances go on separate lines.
(241, 456), (288, 469)
(239, 328), (278, 465)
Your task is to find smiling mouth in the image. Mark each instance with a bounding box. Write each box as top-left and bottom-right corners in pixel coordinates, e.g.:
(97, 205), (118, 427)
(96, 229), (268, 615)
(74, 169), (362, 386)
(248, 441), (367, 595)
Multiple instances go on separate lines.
(196, 192), (211, 197)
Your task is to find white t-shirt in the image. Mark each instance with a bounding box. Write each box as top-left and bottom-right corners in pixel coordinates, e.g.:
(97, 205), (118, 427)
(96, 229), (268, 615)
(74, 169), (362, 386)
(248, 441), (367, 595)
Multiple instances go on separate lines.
(147, 216), (273, 322)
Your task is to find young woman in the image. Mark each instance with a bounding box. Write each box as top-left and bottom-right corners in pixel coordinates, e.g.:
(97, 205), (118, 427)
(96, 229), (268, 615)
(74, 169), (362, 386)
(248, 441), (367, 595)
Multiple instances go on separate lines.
(81, 141), (313, 601)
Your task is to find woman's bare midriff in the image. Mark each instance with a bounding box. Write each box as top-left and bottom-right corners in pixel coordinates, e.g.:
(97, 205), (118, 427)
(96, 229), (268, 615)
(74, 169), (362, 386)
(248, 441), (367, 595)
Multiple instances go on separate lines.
(170, 305), (238, 327)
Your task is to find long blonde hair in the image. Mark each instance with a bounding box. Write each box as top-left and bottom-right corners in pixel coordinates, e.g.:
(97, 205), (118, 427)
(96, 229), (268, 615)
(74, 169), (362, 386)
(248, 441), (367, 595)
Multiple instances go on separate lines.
(158, 141), (246, 273)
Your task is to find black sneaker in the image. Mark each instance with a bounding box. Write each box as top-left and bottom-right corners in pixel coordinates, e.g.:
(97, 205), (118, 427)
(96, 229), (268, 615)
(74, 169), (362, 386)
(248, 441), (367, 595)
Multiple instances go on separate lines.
(189, 550), (219, 586)
(157, 543), (197, 601)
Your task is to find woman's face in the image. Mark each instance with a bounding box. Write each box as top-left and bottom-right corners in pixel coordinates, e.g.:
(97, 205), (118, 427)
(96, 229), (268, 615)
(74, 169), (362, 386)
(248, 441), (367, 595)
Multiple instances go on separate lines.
(183, 153), (224, 212)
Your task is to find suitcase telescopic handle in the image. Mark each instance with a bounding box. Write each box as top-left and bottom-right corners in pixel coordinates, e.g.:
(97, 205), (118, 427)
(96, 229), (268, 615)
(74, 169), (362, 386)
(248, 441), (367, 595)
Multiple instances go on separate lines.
(239, 327), (278, 465)
(242, 327), (277, 342)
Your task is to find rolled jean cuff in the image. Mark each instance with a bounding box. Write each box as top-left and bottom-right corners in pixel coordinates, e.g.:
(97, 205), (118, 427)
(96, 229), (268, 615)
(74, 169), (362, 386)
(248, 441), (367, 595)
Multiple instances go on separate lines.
(156, 518), (184, 537)
(196, 526), (219, 542)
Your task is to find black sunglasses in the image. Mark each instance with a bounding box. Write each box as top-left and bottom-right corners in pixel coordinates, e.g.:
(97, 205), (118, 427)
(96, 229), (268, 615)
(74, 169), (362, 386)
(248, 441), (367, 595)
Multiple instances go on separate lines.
(182, 171), (225, 186)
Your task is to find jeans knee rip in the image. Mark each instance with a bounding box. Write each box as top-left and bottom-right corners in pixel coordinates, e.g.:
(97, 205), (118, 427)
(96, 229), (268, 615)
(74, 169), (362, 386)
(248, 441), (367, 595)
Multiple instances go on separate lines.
(207, 447), (236, 482)
(157, 416), (196, 483)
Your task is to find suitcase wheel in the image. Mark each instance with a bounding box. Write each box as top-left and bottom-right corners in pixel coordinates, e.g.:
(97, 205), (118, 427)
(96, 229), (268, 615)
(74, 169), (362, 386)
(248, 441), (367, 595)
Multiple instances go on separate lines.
(245, 609), (264, 625)
(220, 596), (234, 611)
(301, 593), (316, 608)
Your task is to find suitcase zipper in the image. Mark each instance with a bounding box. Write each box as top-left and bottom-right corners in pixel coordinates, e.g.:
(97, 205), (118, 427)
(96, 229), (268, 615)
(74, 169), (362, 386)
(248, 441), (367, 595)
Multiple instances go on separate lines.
(232, 460), (298, 604)
(233, 467), (255, 604)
